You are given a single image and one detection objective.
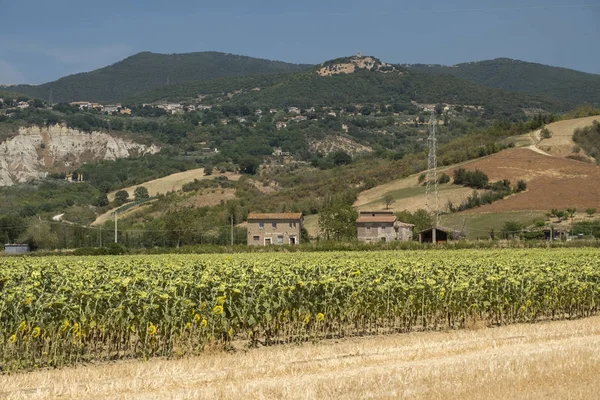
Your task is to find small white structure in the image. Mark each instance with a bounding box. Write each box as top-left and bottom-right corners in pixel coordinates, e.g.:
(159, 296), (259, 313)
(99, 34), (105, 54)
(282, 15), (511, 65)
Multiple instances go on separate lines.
(4, 244), (30, 255)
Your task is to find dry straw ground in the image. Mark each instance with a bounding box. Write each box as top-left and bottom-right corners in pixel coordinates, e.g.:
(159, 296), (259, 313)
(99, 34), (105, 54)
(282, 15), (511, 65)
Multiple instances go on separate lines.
(106, 169), (240, 201)
(3, 316), (600, 399)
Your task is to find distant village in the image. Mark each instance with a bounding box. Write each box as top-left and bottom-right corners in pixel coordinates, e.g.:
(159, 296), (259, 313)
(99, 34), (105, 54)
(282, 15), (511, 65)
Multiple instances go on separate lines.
(0, 92), (484, 134)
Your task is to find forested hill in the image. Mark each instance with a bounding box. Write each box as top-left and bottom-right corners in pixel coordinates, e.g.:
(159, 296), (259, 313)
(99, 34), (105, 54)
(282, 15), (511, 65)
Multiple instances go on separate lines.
(406, 58), (600, 107)
(129, 58), (569, 119)
(1, 52), (312, 103)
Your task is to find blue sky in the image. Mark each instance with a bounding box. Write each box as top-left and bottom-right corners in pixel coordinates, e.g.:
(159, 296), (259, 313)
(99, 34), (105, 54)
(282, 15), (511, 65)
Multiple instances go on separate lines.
(0, 0), (598, 84)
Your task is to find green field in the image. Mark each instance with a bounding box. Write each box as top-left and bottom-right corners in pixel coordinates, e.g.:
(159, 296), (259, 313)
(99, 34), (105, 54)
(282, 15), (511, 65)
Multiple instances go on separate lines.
(440, 211), (547, 239)
(1, 249), (599, 371)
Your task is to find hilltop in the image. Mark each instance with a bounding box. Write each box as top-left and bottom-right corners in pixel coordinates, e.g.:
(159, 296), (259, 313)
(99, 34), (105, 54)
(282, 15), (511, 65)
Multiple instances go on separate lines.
(407, 58), (600, 106)
(1, 52), (311, 103)
(130, 54), (567, 118)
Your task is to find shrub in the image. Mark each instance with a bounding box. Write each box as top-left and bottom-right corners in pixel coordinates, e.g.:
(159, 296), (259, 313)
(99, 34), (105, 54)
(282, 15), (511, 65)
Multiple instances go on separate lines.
(541, 128), (552, 139)
(515, 180), (527, 192)
(438, 173), (450, 184)
(453, 168), (489, 189)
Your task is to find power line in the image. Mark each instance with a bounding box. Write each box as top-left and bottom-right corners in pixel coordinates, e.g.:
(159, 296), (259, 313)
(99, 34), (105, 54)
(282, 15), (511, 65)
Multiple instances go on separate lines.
(425, 111), (440, 225)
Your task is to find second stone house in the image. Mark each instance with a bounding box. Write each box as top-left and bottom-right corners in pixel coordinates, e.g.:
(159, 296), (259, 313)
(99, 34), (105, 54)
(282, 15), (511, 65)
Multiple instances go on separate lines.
(356, 210), (414, 243)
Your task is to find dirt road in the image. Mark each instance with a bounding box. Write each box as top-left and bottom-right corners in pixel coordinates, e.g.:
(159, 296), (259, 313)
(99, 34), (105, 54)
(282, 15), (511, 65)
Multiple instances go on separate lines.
(3, 316), (600, 399)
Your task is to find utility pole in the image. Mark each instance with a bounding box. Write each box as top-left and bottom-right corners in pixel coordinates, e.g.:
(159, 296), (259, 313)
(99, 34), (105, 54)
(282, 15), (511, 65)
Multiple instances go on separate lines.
(114, 212), (118, 244)
(425, 110), (440, 226)
(230, 215), (234, 246)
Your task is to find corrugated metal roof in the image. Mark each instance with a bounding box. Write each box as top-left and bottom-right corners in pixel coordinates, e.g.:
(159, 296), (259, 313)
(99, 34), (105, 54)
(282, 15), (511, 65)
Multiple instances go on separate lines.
(418, 226), (454, 234)
(247, 213), (303, 220)
(356, 215), (397, 223)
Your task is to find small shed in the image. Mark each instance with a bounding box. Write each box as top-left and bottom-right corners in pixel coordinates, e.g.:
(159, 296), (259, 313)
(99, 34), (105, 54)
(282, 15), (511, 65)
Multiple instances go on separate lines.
(543, 227), (568, 241)
(418, 226), (458, 243)
(4, 244), (31, 255)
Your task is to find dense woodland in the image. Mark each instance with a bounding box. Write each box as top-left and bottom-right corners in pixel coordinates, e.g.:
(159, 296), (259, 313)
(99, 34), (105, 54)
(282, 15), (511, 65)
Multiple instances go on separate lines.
(408, 58), (600, 106)
(3, 52), (311, 103)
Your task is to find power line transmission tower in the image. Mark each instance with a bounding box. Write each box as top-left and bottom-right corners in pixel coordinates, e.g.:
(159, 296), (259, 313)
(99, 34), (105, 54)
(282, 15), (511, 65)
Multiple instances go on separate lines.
(425, 110), (440, 226)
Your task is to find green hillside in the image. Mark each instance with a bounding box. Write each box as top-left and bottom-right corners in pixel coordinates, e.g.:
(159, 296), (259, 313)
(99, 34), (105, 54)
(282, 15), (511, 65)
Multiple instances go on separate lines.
(407, 58), (600, 106)
(130, 60), (568, 118)
(2, 52), (311, 103)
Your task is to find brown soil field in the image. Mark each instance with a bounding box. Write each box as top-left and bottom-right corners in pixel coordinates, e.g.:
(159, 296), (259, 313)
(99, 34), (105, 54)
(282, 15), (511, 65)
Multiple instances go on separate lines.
(3, 316), (600, 399)
(457, 147), (600, 212)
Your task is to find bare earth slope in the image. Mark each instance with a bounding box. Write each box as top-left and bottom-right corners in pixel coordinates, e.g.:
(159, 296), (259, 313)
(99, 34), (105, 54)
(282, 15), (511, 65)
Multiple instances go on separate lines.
(3, 317), (600, 399)
(0, 124), (159, 186)
(459, 147), (600, 212)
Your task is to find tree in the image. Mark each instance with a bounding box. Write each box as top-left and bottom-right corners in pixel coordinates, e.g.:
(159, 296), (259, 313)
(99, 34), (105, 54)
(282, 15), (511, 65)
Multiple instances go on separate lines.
(555, 210), (566, 222)
(501, 221), (522, 239)
(204, 164), (213, 176)
(239, 156), (261, 175)
(331, 151), (352, 166)
(318, 199), (358, 241)
(396, 209), (433, 239)
(565, 208), (576, 222)
(586, 208), (597, 218)
(114, 190), (130, 206)
(300, 227), (310, 243)
(94, 193), (109, 207)
(134, 186), (150, 202)
(0, 214), (27, 243)
(163, 209), (193, 248)
(18, 220), (58, 250)
(383, 193), (394, 210)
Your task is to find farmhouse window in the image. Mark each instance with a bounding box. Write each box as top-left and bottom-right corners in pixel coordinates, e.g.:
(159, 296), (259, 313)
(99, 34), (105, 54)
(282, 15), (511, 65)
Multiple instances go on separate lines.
(253, 236), (260, 241)
(259, 222), (264, 230)
(277, 235), (284, 244)
(272, 222), (277, 229)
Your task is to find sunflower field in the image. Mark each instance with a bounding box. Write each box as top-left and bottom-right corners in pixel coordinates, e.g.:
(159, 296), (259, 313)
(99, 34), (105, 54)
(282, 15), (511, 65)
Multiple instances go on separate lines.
(1, 249), (599, 371)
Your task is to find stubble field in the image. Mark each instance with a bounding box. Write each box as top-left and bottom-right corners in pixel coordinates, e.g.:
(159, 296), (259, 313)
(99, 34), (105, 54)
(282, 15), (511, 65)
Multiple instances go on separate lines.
(2, 316), (600, 399)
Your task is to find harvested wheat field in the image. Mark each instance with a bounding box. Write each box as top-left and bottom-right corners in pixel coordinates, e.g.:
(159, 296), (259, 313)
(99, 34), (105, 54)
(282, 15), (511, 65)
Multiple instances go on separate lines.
(107, 169), (241, 201)
(2, 317), (600, 399)
(457, 147), (600, 212)
(535, 115), (599, 160)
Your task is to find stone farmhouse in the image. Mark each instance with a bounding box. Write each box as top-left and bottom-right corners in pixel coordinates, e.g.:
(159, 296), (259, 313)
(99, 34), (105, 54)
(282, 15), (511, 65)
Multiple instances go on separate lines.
(247, 213), (303, 246)
(356, 211), (414, 243)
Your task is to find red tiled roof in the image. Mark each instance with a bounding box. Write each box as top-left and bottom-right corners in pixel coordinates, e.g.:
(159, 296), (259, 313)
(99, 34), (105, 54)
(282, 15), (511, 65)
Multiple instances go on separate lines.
(247, 213), (303, 220)
(359, 210), (395, 215)
(356, 215), (397, 223)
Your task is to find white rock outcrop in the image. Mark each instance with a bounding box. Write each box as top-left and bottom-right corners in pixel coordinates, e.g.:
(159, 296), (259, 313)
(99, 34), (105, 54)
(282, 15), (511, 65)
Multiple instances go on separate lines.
(0, 124), (160, 186)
